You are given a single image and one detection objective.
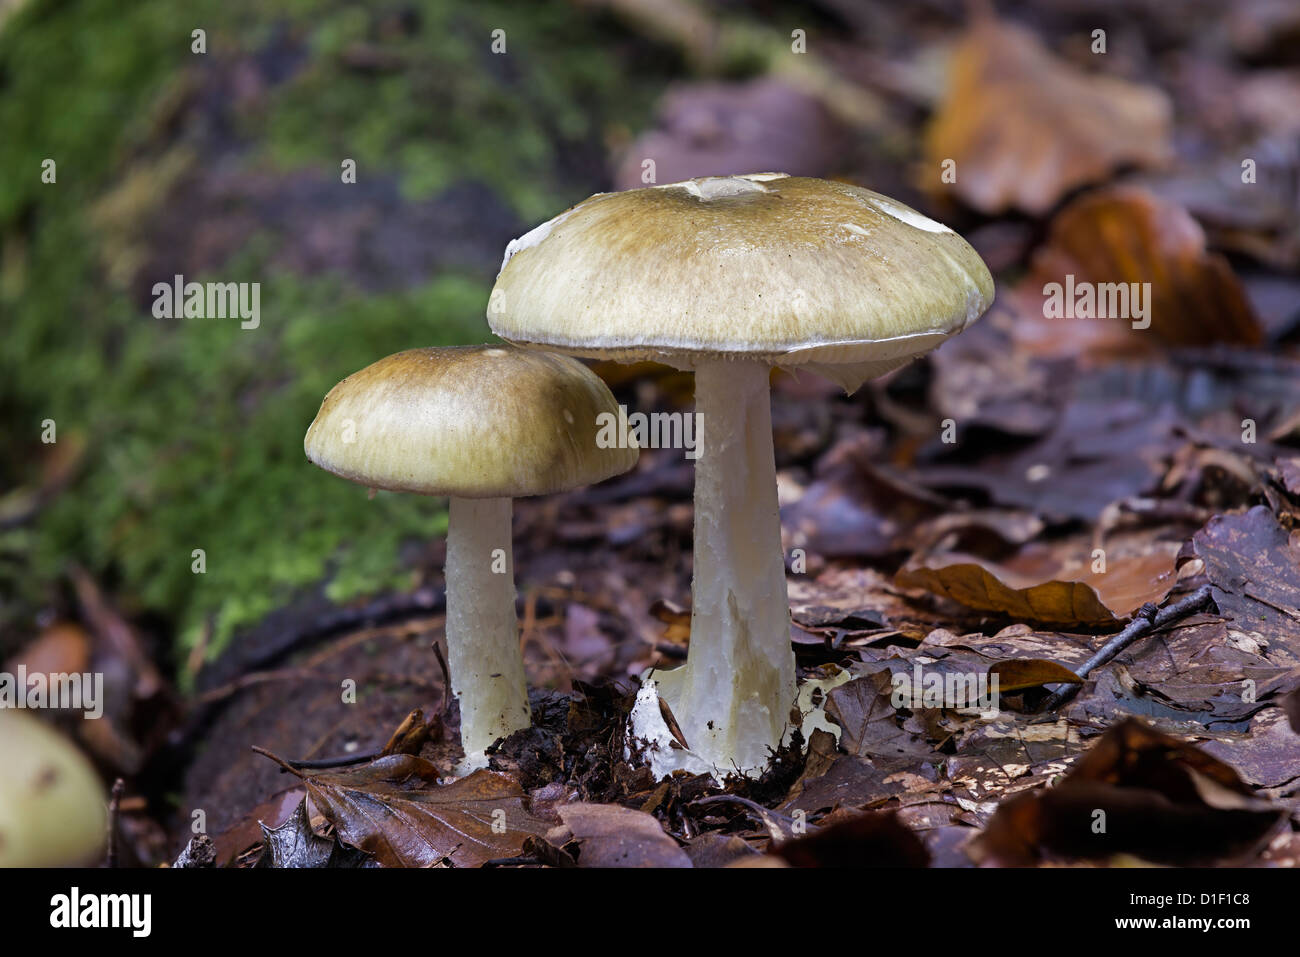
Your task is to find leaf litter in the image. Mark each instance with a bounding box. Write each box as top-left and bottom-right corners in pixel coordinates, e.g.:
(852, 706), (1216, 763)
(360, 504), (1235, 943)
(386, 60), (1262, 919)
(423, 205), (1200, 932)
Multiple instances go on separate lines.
(165, 4), (1300, 868)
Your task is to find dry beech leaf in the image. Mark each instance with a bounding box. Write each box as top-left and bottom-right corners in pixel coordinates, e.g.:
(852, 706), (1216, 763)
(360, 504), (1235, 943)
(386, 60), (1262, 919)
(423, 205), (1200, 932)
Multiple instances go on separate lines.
(988, 659), (1083, 693)
(925, 18), (1171, 215)
(895, 547), (1176, 626)
(302, 756), (548, 868)
(1010, 187), (1262, 359)
(555, 803), (692, 868)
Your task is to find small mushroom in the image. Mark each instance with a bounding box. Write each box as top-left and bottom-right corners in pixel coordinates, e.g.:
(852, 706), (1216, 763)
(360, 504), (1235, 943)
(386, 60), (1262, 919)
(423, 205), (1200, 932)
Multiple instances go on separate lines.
(305, 345), (638, 772)
(0, 710), (107, 866)
(488, 174), (993, 776)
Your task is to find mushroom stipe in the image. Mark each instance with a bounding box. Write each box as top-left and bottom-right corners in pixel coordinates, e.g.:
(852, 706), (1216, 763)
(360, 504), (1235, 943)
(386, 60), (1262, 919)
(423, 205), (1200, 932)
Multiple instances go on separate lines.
(489, 173), (994, 778)
(305, 345), (637, 774)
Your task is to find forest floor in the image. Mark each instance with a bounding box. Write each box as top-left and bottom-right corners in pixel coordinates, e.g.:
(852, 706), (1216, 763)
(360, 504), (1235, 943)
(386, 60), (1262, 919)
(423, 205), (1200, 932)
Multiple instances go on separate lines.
(5, 0), (1300, 867)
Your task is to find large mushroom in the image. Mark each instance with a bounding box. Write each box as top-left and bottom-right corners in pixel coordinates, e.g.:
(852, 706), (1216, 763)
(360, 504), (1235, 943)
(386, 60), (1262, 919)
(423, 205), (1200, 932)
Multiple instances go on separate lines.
(488, 173), (993, 776)
(305, 345), (638, 772)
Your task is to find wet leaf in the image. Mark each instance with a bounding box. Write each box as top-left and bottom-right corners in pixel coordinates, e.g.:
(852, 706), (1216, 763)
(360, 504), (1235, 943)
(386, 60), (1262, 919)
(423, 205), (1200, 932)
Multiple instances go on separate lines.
(258, 797), (373, 868)
(172, 834), (216, 869)
(303, 756), (549, 868)
(211, 787), (305, 867)
(259, 799), (335, 868)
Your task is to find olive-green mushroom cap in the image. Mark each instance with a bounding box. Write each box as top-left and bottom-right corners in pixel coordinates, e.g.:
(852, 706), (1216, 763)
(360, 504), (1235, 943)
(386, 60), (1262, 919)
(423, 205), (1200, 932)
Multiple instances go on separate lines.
(304, 345), (638, 498)
(487, 173), (994, 391)
(0, 710), (107, 867)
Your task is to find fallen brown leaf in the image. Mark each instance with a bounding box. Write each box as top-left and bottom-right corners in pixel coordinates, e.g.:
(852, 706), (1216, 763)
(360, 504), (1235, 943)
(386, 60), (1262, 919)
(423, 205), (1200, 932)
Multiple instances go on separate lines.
(988, 659), (1083, 694)
(925, 18), (1171, 215)
(302, 756), (549, 868)
(1011, 187), (1263, 358)
(896, 546), (1177, 627)
(970, 718), (1288, 865)
(554, 803), (692, 868)
(1192, 505), (1300, 662)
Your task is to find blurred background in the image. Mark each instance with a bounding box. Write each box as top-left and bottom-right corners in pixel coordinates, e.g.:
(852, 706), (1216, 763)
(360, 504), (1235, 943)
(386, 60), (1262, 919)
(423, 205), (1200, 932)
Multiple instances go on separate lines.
(2, 0), (1299, 864)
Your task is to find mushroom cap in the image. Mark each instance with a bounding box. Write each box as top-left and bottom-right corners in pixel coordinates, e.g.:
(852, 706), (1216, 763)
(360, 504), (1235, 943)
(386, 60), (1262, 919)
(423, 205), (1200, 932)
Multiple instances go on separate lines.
(488, 173), (994, 391)
(0, 710), (106, 867)
(305, 345), (638, 498)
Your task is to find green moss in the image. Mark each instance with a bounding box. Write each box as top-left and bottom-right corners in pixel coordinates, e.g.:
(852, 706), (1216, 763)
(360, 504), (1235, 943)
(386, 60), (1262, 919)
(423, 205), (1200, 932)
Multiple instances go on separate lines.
(257, 0), (660, 221)
(0, 0), (202, 220)
(0, 0), (670, 671)
(23, 271), (487, 659)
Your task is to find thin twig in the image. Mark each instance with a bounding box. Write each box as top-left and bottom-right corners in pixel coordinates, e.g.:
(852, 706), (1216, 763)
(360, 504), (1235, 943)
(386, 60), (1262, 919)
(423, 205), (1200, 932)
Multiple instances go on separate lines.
(689, 794), (813, 842)
(1037, 585), (1215, 713)
(250, 745), (307, 778)
(282, 750), (383, 771)
(432, 641), (453, 721)
(105, 778), (124, 868)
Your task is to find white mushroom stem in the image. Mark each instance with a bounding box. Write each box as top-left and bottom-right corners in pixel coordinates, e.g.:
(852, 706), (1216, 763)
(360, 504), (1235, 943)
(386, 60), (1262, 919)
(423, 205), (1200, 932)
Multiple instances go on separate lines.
(654, 358), (796, 775)
(444, 495), (530, 773)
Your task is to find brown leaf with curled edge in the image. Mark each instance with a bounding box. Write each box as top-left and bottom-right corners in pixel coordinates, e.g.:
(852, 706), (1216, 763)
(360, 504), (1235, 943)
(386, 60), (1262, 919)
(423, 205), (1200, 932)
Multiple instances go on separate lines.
(824, 671), (925, 762)
(988, 659), (1082, 693)
(302, 756), (548, 868)
(970, 718), (1288, 866)
(896, 546), (1177, 627)
(554, 803), (692, 868)
(925, 18), (1171, 215)
(1011, 187), (1263, 358)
